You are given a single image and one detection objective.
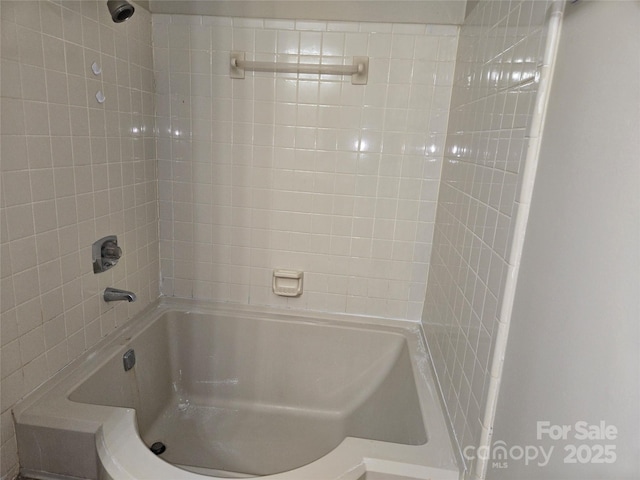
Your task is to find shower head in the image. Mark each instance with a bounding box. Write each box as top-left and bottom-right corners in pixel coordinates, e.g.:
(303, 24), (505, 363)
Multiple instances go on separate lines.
(107, 0), (135, 23)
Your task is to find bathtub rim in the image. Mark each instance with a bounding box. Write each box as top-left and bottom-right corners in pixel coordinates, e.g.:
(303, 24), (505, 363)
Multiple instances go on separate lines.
(14, 298), (459, 480)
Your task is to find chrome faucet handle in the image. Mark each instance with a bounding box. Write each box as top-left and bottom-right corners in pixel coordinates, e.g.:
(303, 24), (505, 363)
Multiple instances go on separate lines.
(93, 235), (122, 273)
(101, 240), (122, 260)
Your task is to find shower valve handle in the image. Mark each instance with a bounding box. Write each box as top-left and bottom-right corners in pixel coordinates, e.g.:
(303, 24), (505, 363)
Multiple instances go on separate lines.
(93, 235), (122, 273)
(102, 240), (122, 260)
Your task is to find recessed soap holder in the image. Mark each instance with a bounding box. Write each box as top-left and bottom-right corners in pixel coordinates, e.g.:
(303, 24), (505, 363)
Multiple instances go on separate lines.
(273, 269), (303, 297)
(92, 235), (122, 274)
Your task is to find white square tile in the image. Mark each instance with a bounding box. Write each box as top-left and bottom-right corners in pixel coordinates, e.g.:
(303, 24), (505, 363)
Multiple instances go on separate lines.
(321, 32), (345, 56)
(17, 26), (44, 68)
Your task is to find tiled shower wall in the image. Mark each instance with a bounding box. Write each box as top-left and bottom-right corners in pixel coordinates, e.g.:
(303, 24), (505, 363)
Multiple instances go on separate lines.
(153, 14), (458, 320)
(421, 0), (555, 475)
(0, 2), (159, 478)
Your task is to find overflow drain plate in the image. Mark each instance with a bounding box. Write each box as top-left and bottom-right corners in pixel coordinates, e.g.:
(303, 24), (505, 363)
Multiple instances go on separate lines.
(150, 441), (166, 455)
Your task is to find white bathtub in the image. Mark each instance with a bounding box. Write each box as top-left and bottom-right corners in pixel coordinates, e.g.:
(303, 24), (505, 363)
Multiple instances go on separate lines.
(14, 299), (459, 480)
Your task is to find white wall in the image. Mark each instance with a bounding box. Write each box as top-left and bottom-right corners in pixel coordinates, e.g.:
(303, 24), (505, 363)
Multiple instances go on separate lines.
(148, 1), (467, 25)
(153, 14), (459, 320)
(421, 0), (557, 476)
(0, 2), (159, 478)
(489, 2), (640, 479)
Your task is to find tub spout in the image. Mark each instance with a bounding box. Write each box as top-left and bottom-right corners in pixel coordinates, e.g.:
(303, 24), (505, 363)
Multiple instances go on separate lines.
(104, 287), (137, 302)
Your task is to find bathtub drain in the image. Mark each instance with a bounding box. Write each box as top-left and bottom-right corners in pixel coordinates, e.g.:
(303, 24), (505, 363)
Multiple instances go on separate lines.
(150, 441), (166, 455)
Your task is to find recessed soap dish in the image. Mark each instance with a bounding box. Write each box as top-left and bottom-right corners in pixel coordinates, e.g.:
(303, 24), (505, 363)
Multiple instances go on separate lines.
(273, 269), (303, 297)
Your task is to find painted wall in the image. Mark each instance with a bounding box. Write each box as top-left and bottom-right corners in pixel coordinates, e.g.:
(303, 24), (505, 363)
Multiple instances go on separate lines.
(0, 2), (159, 478)
(153, 14), (459, 320)
(421, 0), (557, 476)
(489, 2), (640, 479)
(148, 0), (467, 25)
